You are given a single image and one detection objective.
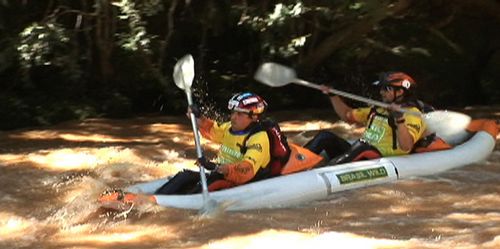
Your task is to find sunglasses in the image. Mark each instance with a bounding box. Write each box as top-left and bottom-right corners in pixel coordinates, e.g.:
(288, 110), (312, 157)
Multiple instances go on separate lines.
(380, 85), (394, 92)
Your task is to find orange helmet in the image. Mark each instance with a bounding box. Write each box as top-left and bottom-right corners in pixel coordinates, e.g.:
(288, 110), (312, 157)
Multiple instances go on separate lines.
(373, 71), (416, 90)
(228, 92), (268, 115)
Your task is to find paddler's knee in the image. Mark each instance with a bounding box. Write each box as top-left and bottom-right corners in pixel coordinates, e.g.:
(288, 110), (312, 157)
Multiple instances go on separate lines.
(304, 131), (336, 153)
(304, 131), (350, 161)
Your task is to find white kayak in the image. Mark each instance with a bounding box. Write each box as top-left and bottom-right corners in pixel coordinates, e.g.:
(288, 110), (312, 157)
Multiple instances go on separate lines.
(120, 114), (498, 211)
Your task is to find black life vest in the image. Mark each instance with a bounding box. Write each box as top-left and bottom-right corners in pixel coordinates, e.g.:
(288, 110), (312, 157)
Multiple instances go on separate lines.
(240, 119), (291, 178)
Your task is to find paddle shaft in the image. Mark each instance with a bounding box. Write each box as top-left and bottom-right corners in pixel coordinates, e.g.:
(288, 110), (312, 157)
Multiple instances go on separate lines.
(185, 91), (210, 201)
(172, 54), (219, 216)
(293, 79), (421, 116)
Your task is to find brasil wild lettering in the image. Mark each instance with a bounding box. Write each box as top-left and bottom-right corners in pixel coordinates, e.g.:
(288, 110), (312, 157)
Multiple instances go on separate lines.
(336, 167), (388, 184)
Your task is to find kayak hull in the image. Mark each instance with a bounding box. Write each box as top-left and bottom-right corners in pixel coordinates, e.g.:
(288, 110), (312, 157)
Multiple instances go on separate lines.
(124, 131), (496, 211)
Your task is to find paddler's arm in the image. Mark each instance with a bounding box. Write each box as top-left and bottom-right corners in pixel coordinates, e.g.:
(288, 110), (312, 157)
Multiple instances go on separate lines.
(196, 117), (214, 138)
(187, 105), (216, 139)
(389, 103), (416, 152)
(320, 85), (354, 122)
(395, 121), (415, 151)
(215, 161), (254, 184)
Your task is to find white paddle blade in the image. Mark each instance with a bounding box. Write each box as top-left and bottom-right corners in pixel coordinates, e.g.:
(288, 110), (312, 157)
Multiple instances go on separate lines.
(254, 62), (297, 87)
(173, 54), (195, 90)
(424, 111), (471, 145)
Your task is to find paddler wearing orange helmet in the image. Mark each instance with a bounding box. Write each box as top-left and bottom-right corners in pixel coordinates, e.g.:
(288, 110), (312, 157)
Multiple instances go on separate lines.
(305, 72), (427, 164)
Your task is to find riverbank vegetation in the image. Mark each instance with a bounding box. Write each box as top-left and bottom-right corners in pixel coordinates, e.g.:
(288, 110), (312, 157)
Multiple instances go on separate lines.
(1, 0), (499, 130)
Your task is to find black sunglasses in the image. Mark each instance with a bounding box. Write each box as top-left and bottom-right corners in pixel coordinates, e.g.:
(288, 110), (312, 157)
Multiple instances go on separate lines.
(380, 85), (394, 91)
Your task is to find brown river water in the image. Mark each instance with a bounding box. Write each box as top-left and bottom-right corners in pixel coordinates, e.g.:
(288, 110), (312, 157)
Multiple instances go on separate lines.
(0, 107), (499, 249)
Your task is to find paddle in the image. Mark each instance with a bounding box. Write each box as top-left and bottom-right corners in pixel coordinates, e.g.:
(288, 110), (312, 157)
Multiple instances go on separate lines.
(255, 62), (422, 116)
(173, 54), (218, 215)
(254, 62), (471, 145)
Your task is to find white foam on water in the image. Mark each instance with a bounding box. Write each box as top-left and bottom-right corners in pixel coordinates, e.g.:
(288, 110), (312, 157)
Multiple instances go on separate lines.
(48, 176), (107, 228)
(199, 229), (428, 249)
(198, 228), (500, 249)
(0, 212), (41, 247)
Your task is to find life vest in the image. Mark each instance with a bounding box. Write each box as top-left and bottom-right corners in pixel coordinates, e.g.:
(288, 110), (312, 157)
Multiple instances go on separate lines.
(206, 120), (326, 191)
(367, 99), (433, 151)
(366, 107), (399, 150)
(240, 119), (291, 178)
(367, 99), (453, 153)
(412, 133), (451, 153)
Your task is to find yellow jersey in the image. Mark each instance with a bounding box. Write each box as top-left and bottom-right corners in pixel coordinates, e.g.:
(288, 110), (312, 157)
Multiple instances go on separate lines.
(351, 107), (425, 156)
(203, 121), (271, 175)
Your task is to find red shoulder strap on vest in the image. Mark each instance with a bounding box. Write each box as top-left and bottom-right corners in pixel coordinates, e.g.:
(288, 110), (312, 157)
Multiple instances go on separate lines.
(240, 119), (291, 176)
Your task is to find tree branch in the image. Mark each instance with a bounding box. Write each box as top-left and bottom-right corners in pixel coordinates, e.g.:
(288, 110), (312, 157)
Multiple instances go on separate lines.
(158, 0), (178, 71)
(298, 0), (414, 74)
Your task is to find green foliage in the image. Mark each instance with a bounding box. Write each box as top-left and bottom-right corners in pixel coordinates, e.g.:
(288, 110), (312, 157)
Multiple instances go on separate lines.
(33, 102), (97, 126)
(0, 92), (98, 130)
(102, 92), (133, 118)
(16, 19), (83, 86)
(238, 1), (310, 58)
(113, 0), (155, 53)
(111, 49), (169, 113)
(139, 0), (164, 16)
(0, 38), (16, 74)
(0, 0), (499, 130)
(17, 20), (70, 69)
(0, 94), (33, 130)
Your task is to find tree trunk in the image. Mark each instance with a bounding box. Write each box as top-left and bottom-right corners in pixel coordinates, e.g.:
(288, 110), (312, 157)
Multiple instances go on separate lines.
(94, 0), (115, 84)
(158, 0), (179, 72)
(298, 0), (414, 74)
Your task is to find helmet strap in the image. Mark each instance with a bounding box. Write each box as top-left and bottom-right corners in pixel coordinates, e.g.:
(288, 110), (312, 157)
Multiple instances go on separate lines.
(250, 113), (260, 121)
(392, 88), (406, 103)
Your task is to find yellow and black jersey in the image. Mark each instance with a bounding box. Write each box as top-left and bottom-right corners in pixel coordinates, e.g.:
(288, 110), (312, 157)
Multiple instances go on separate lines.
(351, 106), (426, 156)
(199, 120), (271, 176)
